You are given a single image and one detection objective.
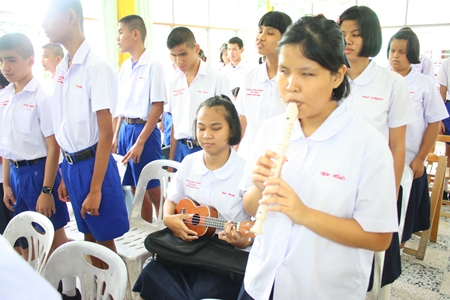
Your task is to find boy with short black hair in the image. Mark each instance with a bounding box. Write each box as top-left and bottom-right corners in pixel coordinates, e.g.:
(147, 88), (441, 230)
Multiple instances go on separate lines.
(114, 14), (166, 222)
(167, 26), (232, 162)
(221, 36), (246, 91)
(41, 0), (129, 254)
(0, 31), (70, 269)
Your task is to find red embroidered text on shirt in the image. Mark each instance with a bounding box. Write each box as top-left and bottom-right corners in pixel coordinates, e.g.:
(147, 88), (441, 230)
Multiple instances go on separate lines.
(362, 95), (383, 101)
(186, 179), (201, 190)
(246, 88), (263, 97)
(173, 88), (185, 96)
(138, 76), (146, 80)
(22, 103), (35, 108)
(197, 90), (209, 94)
(320, 171), (346, 181)
(221, 191), (236, 198)
(57, 76), (64, 84)
(0, 100), (10, 106)
(75, 85), (83, 89)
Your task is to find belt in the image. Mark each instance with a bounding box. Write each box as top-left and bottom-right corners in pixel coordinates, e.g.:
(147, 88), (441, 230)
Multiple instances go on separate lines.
(63, 144), (97, 165)
(10, 157), (45, 168)
(124, 117), (146, 124)
(179, 139), (200, 149)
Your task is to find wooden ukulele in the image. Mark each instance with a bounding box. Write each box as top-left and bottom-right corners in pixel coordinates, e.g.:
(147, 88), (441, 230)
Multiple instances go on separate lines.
(175, 198), (255, 238)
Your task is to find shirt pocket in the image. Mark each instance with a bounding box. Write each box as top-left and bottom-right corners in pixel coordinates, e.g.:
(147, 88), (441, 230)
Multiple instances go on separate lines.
(13, 105), (37, 136)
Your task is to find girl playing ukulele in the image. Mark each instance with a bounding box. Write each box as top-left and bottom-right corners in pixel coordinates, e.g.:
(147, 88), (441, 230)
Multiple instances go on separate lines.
(133, 95), (252, 300)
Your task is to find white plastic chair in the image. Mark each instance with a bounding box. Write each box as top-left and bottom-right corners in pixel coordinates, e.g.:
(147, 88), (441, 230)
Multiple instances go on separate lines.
(43, 240), (128, 300)
(114, 159), (180, 300)
(3, 211), (55, 275)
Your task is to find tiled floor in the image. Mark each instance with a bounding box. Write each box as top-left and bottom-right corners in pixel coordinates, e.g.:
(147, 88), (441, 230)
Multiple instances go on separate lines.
(391, 206), (450, 300)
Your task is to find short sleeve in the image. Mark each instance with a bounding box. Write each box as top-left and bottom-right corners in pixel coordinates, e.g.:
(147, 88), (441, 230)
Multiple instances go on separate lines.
(215, 74), (233, 101)
(423, 77), (449, 123)
(166, 161), (187, 204)
(37, 94), (54, 138)
(150, 62), (168, 104)
(353, 137), (398, 233)
(90, 62), (118, 115)
(436, 59), (450, 88)
(387, 75), (417, 128)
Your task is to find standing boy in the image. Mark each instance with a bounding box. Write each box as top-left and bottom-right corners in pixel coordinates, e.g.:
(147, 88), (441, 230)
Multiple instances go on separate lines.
(114, 15), (166, 222)
(0, 33), (69, 257)
(221, 36), (246, 92)
(41, 43), (64, 78)
(41, 0), (129, 254)
(167, 27), (232, 162)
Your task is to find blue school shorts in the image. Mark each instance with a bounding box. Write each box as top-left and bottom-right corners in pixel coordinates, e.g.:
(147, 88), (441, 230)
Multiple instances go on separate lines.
(442, 100), (450, 144)
(10, 158), (69, 231)
(61, 153), (129, 242)
(118, 122), (161, 189)
(174, 140), (202, 162)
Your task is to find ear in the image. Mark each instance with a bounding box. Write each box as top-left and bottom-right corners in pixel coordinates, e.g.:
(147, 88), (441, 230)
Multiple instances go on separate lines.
(332, 64), (347, 89)
(28, 56), (35, 68)
(133, 29), (140, 41)
(67, 9), (79, 27)
(56, 56), (63, 64)
(240, 47), (244, 54)
(194, 44), (200, 54)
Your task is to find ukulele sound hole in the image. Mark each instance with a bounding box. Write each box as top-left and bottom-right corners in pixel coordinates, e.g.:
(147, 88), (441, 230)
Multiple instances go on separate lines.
(192, 214), (200, 226)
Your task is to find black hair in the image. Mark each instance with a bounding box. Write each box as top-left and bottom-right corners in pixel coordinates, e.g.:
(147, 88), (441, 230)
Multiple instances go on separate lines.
(193, 95), (241, 146)
(49, 0), (84, 32)
(338, 6), (382, 57)
(198, 49), (207, 61)
(279, 15), (350, 101)
(228, 37), (243, 49)
(0, 33), (34, 59)
(0, 72), (8, 89)
(42, 43), (64, 57)
(167, 27), (196, 49)
(386, 29), (421, 64)
(219, 43), (228, 63)
(258, 11), (293, 35)
(232, 87), (240, 98)
(119, 15), (147, 43)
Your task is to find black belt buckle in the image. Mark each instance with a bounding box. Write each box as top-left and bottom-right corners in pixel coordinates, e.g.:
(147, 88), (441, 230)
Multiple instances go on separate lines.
(11, 160), (20, 168)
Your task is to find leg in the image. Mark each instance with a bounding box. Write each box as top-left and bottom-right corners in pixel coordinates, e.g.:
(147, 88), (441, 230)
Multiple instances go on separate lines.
(146, 186), (161, 219)
(130, 186), (153, 223)
(51, 227), (69, 253)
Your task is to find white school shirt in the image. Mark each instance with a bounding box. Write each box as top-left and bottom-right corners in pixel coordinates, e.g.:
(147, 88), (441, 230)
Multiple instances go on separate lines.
(344, 60), (416, 141)
(436, 58), (450, 99)
(167, 59), (232, 140)
(52, 40), (118, 153)
(235, 62), (285, 159)
(167, 148), (249, 223)
(220, 61), (247, 89)
(116, 49), (167, 119)
(0, 235), (62, 300)
(413, 54), (435, 80)
(0, 78), (53, 161)
(240, 103), (398, 300)
(404, 69), (448, 164)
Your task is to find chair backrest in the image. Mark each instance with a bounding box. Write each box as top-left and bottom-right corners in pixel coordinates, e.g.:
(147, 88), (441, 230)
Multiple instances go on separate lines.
(130, 159), (180, 221)
(43, 241), (128, 300)
(3, 211), (55, 275)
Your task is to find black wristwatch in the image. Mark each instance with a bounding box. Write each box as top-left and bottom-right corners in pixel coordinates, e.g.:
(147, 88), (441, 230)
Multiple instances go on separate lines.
(42, 186), (53, 194)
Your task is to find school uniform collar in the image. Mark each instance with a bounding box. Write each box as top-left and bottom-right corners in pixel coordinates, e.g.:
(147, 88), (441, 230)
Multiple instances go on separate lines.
(194, 147), (239, 180)
(256, 61), (274, 83)
(133, 48), (151, 67)
(291, 102), (351, 141)
(230, 60), (245, 69)
(404, 67), (418, 85)
(7, 77), (39, 94)
(68, 39), (91, 66)
(349, 59), (378, 86)
(22, 77), (39, 93)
